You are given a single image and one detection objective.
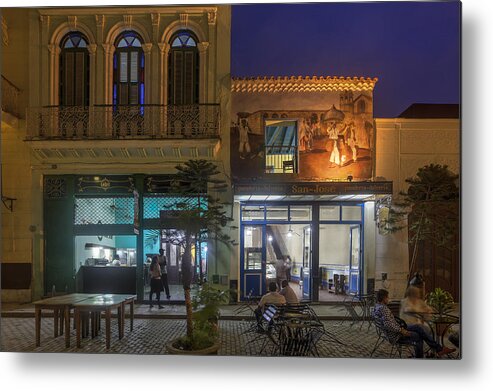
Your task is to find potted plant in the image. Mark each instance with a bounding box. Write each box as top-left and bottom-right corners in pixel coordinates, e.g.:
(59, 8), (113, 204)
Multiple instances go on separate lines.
(426, 287), (454, 317)
(166, 284), (231, 355)
(163, 160), (236, 354)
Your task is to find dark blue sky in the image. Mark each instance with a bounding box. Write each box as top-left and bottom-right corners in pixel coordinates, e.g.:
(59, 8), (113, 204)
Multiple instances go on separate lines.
(231, 1), (461, 118)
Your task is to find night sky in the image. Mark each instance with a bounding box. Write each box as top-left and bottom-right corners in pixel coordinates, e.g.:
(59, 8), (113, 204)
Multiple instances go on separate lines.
(231, 1), (461, 118)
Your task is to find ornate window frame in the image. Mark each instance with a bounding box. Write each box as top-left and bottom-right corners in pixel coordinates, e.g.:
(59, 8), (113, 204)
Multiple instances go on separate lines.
(49, 21), (96, 106)
(160, 20), (208, 105)
(104, 21), (151, 105)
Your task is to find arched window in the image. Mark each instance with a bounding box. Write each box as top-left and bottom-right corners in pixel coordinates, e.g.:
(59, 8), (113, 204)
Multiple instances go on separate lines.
(168, 31), (199, 105)
(113, 31), (144, 106)
(59, 32), (89, 106)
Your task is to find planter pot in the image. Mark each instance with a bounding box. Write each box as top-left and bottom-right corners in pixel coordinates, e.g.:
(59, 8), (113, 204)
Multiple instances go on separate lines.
(166, 338), (220, 355)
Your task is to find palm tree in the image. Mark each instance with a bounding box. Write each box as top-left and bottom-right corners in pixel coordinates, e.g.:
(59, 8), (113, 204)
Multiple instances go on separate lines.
(382, 163), (459, 278)
(163, 160), (234, 341)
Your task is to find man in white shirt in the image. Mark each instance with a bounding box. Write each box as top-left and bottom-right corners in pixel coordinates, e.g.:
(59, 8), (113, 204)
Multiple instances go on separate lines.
(254, 281), (286, 328)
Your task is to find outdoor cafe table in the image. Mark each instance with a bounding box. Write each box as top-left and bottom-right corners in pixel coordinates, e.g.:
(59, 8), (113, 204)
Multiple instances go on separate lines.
(33, 293), (99, 348)
(74, 294), (136, 349)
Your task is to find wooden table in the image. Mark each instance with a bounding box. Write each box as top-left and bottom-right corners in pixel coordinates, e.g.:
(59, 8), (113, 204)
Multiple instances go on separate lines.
(33, 293), (98, 348)
(73, 294), (136, 349)
(33, 293), (136, 349)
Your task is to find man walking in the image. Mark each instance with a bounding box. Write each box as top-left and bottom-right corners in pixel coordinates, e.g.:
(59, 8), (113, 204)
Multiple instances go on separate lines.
(157, 248), (171, 300)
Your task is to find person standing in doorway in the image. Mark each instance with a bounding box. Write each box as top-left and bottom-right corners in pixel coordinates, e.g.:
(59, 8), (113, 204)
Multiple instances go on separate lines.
(158, 248), (171, 300)
(275, 258), (287, 291)
(149, 256), (164, 309)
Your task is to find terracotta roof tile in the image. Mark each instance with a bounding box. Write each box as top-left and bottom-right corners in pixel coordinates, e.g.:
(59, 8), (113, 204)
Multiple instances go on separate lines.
(231, 75), (378, 93)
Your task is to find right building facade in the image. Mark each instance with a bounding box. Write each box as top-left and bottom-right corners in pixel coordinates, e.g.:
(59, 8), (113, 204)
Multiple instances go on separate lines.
(228, 73), (459, 303)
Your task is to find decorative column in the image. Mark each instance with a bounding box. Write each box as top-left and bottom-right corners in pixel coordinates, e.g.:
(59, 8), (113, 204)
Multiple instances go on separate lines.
(95, 15), (105, 105)
(142, 43), (153, 105)
(197, 42), (209, 104)
(87, 44), (97, 106)
(158, 43), (170, 105)
(40, 15), (52, 107)
(102, 43), (114, 138)
(87, 44), (97, 137)
(207, 9), (217, 103)
(102, 43), (114, 105)
(151, 13), (160, 43)
(48, 44), (60, 106)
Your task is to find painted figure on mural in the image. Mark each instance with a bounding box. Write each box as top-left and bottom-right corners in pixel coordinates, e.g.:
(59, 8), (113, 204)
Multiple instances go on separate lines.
(238, 118), (252, 158)
(343, 121), (358, 162)
(327, 123), (341, 166)
(299, 118), (310, 152)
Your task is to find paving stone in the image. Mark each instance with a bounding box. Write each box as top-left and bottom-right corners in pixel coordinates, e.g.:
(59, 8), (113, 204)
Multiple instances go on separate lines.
(0, 317), (459, 358)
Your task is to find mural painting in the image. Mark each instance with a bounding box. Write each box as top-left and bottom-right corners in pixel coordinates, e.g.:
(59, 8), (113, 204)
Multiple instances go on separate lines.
(231, 83), (375, 181)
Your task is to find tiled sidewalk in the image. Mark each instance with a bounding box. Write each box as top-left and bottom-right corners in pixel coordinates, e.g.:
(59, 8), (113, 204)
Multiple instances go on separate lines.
(0, 316), (458, 358)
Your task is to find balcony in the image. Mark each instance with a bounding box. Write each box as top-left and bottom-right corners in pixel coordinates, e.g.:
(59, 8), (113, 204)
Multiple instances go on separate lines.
(1, 75), (21, 119)
(25, 104), (221, 164)
(26, 104), (220, 140)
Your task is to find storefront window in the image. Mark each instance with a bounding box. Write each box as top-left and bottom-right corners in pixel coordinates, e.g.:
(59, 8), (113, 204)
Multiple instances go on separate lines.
(342, 205), (362, 221)
(244, 226), (262, 270)
(266, 205), (288, 221)
(320, 205), (340, 221)
(241, 205), (265, 221)
(290, 205), (312, 221)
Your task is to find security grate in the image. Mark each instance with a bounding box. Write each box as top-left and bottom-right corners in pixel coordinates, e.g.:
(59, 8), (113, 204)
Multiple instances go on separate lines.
(74, 197), (134, 225)
(143, 196), (200, 219)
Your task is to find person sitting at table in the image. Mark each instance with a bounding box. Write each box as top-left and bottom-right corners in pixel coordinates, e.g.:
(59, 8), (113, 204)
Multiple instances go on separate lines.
(149, 256), (164, 309)
(373, 289), (455, 358)
(280, 280), (299, 304)
(254, 281), (286, 330)
(400, 285), (433, 330)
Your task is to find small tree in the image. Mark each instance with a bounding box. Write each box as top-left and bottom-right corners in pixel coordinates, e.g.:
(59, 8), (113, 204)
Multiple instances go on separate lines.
(162, 160), (234, 344)
(381, 164), (459, 278)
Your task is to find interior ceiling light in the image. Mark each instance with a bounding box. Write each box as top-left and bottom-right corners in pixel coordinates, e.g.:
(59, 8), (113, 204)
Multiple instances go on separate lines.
(268, 235), (273, 242)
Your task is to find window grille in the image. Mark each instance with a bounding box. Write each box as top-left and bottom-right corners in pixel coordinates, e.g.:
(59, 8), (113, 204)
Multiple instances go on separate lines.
(74, 197), (134, 225)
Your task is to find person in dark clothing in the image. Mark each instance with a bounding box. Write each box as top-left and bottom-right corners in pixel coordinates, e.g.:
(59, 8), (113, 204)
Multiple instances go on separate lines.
(157, 248), (170, 300)
(149, 256), (164, 309)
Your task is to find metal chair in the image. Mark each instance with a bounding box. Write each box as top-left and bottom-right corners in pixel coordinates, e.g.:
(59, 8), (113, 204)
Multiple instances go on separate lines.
(245, 305), (281, 355)
(370, 316), (416, 358)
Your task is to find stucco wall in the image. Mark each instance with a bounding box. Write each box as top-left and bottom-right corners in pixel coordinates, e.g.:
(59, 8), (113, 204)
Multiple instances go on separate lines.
(374, 118), (460, 299)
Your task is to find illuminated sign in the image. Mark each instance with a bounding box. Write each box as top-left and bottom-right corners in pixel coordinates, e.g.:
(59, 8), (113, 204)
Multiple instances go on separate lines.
(234, 181), (392, 195)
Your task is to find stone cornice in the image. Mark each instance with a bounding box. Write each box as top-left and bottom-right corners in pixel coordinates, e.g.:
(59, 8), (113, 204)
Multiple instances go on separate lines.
(38, 6), (218, 16)
(231, 76), (378, 93)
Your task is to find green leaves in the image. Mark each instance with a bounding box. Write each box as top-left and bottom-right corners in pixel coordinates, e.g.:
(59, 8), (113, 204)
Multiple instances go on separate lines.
(381, 164), (459, 274)
(425, 288), (454, 315)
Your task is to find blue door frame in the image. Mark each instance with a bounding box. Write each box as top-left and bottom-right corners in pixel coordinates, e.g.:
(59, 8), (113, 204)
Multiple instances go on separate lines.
(349, 225), (362, 295)
(240, 224), (266, 299)
(239, 201), (365, 301)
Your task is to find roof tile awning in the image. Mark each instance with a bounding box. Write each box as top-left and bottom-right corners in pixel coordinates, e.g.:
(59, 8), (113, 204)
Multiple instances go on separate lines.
(231, 76), (378, 93)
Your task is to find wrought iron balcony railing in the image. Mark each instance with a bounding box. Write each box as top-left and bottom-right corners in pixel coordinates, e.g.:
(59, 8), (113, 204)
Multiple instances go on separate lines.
(25, 104), (220, 140)
(1, 75), (21, 118)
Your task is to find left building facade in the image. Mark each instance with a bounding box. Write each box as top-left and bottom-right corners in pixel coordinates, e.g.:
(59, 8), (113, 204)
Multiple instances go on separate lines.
(0, 6), (233, 302)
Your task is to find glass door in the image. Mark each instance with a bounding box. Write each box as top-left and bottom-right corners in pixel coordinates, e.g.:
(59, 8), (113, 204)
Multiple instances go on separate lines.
(302, 225), (312, 300)
(349, 225), (361, 294)
(242, 225), (264, 299)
